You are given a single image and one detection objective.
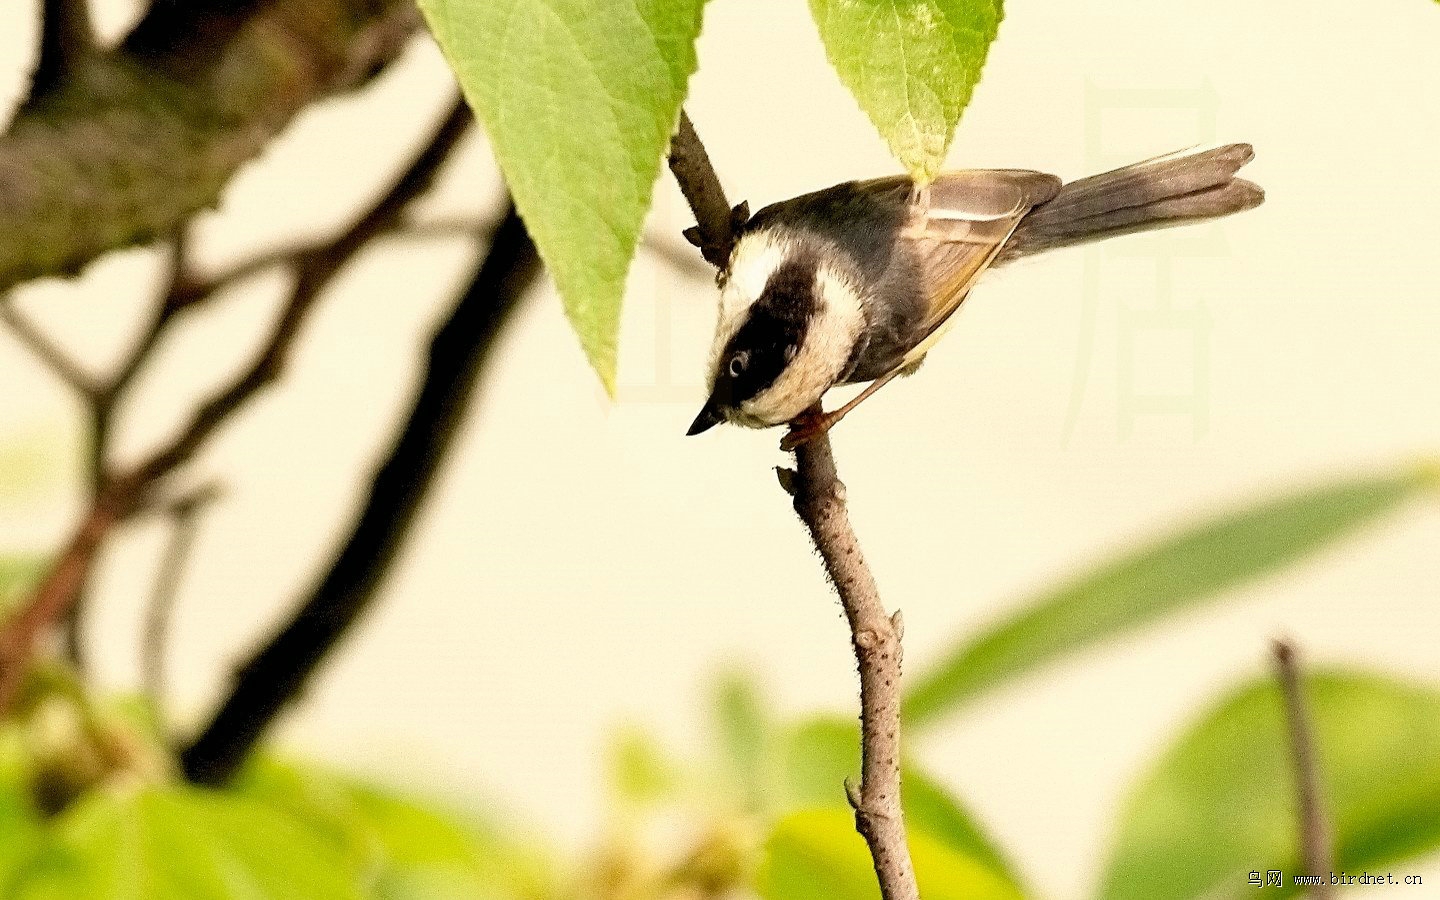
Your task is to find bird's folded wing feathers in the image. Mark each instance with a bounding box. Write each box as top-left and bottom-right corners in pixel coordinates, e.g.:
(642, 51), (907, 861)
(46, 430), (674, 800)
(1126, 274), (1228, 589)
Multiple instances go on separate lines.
(905, 170), (1061, 341)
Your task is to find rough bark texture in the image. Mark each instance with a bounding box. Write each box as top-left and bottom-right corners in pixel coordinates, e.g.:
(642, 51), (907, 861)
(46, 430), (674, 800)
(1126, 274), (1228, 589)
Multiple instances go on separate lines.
(0, 0), (419, 294)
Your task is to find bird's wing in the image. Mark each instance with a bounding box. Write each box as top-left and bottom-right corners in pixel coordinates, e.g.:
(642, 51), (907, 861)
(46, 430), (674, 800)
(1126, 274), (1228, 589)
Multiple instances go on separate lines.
(896, 170), (1061, 362)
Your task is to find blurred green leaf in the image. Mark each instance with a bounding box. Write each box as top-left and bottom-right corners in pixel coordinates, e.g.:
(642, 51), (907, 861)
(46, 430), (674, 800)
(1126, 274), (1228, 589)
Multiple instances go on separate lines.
(418, 0), (706, 392)
(1, 554), (46, 617)
(10, 786), (363, 900)
(807, 0), (1002, 182)
(757, 808), (1022, 900)
(0, 427), (67, 506)
(234, 757), (554, 900)
(713, 668), (778, 810)
(607, 725), (683, 806)
(780, 718), (1019, 886)
(1099, 670), (1440, 900)
(0, 742), (41, 891)
(905, 467), (1434, 727)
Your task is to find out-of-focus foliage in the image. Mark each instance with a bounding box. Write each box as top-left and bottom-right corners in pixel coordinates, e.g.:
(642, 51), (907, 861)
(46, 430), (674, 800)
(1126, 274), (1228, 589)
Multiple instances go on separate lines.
(1099, 671), (1440, 900)
(0, 427), (67, 507)
(0, 700), (553, 900)
(233, 759), (556, 900)
(0, 555), (46, 618)
(8, 787), (364, 900)
(777, 718), (1017, 884)
(904, 465), (1437, 727)
(758, 808), (1021, 900)
(417, 0), (707, 393)
(807, 0), (1003, 182)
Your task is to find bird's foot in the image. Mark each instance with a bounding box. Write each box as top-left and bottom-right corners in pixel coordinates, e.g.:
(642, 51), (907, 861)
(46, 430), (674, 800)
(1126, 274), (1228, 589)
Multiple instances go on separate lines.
(780, 409), (837, 452)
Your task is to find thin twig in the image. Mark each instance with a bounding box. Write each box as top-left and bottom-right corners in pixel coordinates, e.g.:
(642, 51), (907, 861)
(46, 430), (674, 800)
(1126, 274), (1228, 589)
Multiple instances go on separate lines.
(0, 96), (475, 716)
(0, 298), (100, 399)
(1273, 638), (1336, 897)
(142, 482), (222, 736)
(64, 229), (194, 668)
(0, 498), (121, 711)
(180, 199), (540, 785)
(665, 111), (918, 899)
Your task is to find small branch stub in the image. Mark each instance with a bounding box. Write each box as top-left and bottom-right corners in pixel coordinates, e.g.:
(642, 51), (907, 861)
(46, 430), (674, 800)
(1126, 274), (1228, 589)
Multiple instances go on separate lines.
(1273, 638), (1336, 899)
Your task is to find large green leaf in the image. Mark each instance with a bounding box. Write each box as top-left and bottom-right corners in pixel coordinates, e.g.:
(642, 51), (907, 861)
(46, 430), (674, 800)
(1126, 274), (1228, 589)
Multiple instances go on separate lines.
(757, 808), (1022, 900)
(1099, 670), (1440, 900)
(419, 0), (707, 392)
(780, 717), (1020, 887)
(808, 0), (1003, 182)
(904, 467), (1436, 727)
(9, 786), (363, 900)
(233, 758), (554, 900)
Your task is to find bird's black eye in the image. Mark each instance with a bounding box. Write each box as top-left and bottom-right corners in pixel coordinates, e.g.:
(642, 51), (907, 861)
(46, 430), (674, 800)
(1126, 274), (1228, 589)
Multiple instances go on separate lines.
(728, 352), (749, 377)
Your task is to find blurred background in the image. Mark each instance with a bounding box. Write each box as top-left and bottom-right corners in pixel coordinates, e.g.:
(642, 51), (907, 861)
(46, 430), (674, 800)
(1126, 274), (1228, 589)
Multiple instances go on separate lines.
(2, 0), (1439, 897)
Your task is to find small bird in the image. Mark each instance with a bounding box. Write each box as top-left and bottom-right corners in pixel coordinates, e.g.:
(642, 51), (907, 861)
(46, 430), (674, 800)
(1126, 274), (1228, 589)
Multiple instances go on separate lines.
(686, 144), (1263, 448)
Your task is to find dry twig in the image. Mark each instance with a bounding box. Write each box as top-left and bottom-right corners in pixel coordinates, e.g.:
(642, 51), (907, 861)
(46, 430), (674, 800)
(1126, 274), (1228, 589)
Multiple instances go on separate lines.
(1273, 638), (1336, 898)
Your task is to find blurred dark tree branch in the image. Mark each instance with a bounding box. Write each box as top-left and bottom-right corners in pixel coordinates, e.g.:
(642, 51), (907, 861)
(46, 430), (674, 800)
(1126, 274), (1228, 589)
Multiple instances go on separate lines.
(0, 93), (477, 714)
(0, 0), (420, 295)
(181, 199), (540, 786)
(27, 0), (94, 107)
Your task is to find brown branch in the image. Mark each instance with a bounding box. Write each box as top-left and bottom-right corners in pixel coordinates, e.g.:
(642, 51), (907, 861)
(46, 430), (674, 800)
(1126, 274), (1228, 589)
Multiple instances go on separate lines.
(0, 0), (420, 295)
(667, 111), (748, 269)
(129, 95), (474, 487)
(790, 437), (917, 900)
(0, 499), (121, 711)
(60, 230), (194, 668)
(0, 297), (100, 398)
(666, 111), (918, 899)
(142, 482), (223, 737)
(180, 199), (540, 786)
(0, 96), (474, 715)
(1273, 638), (1336, 897)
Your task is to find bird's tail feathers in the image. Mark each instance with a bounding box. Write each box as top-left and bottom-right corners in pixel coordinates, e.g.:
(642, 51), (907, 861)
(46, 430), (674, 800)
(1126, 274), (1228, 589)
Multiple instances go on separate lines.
(1000, 144), (1263, 261)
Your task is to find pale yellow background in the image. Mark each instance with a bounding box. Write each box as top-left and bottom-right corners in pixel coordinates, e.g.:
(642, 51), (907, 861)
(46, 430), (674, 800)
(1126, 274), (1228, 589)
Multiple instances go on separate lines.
(2, 1), (1440, 897)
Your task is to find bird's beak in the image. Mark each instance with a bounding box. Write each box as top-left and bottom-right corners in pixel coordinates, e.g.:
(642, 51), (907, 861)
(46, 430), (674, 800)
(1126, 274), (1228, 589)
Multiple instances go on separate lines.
(686, 396), (725, 436)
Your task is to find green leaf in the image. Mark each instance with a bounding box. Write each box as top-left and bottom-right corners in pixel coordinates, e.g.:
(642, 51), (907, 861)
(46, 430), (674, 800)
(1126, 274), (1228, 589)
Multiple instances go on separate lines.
(606, 725), (683, 805)
(233, 757), (554, 900)
(10, 786), (363, 900)
(780, 718), (1020, 886)
(0, 748), (42, 891)
(418, 0), (707, 392)
(757, 808), (1022, 900)
(0, 555), (46, 618)
(712, 668), (777, 810)
(905, 466), (1435, 728)
(0, 427), (68, 506)
(1099, 670), (1440, 900)
(808, 0), (1003, 182)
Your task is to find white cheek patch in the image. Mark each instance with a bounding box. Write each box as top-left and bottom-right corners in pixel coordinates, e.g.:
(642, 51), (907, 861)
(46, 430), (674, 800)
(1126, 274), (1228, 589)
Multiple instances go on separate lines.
(738, 261), (867, 427)
(707, 229), (793, 387)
